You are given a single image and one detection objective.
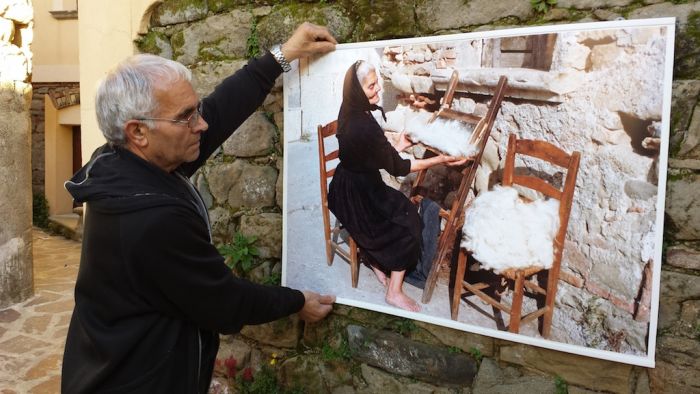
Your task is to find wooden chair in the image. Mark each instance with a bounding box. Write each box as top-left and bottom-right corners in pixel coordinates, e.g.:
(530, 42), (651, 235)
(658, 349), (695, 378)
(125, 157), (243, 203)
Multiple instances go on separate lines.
(414, 75), (509, 304)
(317, 120), (360, 288)
(451, 133), (581, 337)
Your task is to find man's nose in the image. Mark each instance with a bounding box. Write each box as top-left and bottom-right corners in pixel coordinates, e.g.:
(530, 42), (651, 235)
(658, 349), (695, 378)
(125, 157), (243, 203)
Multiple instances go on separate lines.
(195, 115), (208, 133)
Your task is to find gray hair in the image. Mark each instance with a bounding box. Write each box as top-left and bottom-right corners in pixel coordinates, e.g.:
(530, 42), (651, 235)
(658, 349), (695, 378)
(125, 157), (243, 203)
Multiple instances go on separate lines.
(355, 60), (376, 85)
(95, 54), (192, 146)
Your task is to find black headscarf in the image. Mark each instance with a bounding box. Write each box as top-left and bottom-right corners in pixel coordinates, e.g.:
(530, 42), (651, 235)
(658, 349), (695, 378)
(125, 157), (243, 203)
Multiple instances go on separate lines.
(338, 60), (386, 134)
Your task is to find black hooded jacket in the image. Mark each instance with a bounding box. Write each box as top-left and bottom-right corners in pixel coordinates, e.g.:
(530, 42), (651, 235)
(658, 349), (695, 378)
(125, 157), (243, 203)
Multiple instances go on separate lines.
(61, 53), (305, 393)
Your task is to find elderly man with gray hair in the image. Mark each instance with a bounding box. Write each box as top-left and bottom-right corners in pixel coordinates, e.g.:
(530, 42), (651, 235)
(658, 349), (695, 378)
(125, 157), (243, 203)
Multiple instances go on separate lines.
(61, 23), (336, 393)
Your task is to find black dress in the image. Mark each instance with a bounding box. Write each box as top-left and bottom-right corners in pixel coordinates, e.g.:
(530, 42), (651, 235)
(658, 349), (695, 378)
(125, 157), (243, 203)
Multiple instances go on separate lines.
(328, 61), (421, 272)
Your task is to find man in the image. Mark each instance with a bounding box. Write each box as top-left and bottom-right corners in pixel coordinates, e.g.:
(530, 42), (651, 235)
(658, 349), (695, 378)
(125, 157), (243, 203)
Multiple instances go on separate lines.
(61, 23), (337, 393)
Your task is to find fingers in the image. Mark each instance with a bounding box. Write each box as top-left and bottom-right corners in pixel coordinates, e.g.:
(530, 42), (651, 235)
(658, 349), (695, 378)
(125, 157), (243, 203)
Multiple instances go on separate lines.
(305, 22), (337, 45)
(299, 290), (336, 323)
(318, 294), (336, 304)
(282, 22), (337, 61)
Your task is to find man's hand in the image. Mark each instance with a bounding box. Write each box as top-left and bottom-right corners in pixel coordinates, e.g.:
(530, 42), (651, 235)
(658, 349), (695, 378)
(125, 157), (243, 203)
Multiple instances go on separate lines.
(281, 22), (337, 62)
(298, 290), (335, 323)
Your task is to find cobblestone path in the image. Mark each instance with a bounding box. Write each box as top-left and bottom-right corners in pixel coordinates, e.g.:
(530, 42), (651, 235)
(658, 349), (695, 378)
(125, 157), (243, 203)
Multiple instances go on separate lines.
(0, 230), (80, 393)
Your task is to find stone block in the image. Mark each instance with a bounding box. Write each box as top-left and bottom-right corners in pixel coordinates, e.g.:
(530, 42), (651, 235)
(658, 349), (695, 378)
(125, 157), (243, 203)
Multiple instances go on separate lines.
(670, 80), (700, 150)
(208, 207), (233, 242)
(346, 325), (477, 386)
(0, 45), (28, 81)
(2, 1), (32, 24)
(275, 162), (283, 208)
(660, 270), (700, 300)
(473, 357), (557, 394)
(589, 43), (624, 71)
(203, 162), (243, 204)
(414, 321), (495, 357)
(665, 244), (700, 271)
(648, 335), (700, 393)
(357, 364), (455, 394)
(665, 172), (700, 240)
(628, 2), (700, 27)
(257, 4), (352, 51)
(351, 1), (417, 41)
(416, 0), (532, 31)
(678, 105), (700, 159)
(217, 335), (251, 370)
(227, 164), (277, 210)
(0, 16), (13, 42)
(173, 10), (252, 66)
(623, 180), (657, 201)
(135, 30), (172, 59)
(498, 343), (633, 393)
(240, 314), (300, 348)
(222, 112), (275, 157)
(191, 60), (247, 98)
(557, 0), (634, 8)
(279, 354), (353, 393)
(593, 9), (622, 21)
(0, 335), (50, 354)
(0, 308), (20, 323)
(409, 75), (434, 94)
(151, 0), (208, 26)
(23, 353), (61, 380)
(239, 213), (282, 259)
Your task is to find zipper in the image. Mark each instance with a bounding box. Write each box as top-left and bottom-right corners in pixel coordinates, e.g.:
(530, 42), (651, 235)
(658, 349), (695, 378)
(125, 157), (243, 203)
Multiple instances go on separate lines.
(197, 329), (202, 392)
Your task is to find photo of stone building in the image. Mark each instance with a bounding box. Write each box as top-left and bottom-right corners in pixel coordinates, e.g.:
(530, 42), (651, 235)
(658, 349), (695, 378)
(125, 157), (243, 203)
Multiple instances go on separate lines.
(284, 20), (673, 365)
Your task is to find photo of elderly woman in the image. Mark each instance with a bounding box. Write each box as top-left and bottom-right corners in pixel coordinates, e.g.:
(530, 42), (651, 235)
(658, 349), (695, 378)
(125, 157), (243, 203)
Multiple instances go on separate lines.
(327, 60), (465, 311)
(283, 19), (673, 367)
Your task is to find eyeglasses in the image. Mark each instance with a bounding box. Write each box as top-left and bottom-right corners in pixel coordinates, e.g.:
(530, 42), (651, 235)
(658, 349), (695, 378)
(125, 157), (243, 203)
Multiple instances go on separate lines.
(137, 101), (203, 129)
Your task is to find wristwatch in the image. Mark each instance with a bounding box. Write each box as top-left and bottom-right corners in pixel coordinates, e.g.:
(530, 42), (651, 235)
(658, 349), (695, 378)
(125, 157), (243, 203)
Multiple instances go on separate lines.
(270, 44), (292, 72)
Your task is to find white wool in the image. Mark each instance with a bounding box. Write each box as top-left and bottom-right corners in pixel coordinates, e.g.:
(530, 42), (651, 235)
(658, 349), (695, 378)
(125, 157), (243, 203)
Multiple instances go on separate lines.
(461, 186), (560, 273)
(383, 105), (479, 157)
(404, 117), (478, 157)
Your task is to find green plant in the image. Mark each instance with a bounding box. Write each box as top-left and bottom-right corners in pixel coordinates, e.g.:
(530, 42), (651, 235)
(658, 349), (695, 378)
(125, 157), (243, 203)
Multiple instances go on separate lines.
(530, 0), (557, 13)
(236, 365), (277, 394)
(468, 346), (483, 364)
(389, 318), (416, 336)
(218, 233), (259, 274)
(261, 271), (282, 286)
(246, 17), (261, 59)
(555, 375), (568, 394)
(32, 192), (50, 229)
(321, 337), (351, 361)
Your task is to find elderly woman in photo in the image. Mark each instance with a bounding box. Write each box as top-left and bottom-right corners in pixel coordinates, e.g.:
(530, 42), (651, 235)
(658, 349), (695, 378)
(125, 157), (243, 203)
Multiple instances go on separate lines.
(328, 60), (465, 312)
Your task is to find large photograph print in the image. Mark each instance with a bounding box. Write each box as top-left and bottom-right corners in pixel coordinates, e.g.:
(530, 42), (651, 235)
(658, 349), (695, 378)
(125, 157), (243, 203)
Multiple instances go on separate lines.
(283, 18), (674, 367)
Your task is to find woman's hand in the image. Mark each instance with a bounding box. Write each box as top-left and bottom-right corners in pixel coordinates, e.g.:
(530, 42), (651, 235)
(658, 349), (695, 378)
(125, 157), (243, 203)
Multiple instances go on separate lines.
(281, 22), (337, 62)
(437, 154), (469, 167)
(410, 153), (468, 172)
(393, 132), (414, 152)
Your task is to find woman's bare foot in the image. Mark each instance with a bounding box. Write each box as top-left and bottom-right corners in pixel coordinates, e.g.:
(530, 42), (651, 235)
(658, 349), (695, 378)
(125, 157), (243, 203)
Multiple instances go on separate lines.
(386, 290), (421, 312)
(371, 265), (388, 287)
(385, 270), (421, 312)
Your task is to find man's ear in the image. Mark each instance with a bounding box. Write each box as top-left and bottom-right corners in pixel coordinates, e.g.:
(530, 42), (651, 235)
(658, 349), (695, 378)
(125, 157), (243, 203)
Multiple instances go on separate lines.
(124, 120), (148, 148)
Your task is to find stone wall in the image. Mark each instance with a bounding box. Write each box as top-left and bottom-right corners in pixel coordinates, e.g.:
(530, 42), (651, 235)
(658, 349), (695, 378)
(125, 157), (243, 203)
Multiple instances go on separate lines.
(0, 0), (34, 308)
(138, 1), (700, 393)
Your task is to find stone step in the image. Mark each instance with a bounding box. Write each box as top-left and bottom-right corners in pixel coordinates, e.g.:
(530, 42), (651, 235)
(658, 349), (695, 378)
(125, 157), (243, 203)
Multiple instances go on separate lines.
(48, 213), (81, 241)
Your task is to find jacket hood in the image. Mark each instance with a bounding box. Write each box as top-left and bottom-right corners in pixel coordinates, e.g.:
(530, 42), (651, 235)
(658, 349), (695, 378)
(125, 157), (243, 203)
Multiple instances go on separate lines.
(65, 144), (194, 214)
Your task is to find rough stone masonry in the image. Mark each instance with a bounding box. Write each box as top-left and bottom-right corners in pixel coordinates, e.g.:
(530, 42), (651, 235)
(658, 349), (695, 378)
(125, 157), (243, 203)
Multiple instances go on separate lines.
(0, 0), (33, 308)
